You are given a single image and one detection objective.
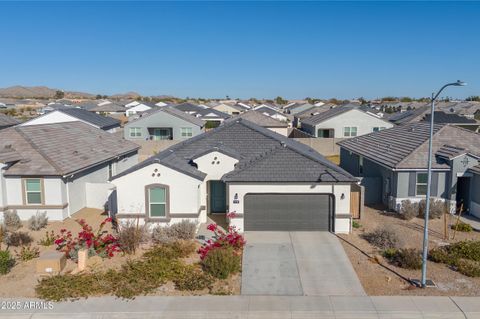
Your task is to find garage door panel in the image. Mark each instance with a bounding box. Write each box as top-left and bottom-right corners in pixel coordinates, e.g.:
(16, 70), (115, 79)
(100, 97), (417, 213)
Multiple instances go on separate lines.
(244, 194), (331, 231)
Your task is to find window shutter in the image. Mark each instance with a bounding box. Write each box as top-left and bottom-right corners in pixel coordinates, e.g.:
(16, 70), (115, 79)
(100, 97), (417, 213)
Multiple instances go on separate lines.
(408, 172), (416, 197)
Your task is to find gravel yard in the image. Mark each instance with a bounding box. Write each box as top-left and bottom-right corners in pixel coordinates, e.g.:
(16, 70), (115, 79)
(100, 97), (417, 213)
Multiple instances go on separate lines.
(339, 206), (480, 296)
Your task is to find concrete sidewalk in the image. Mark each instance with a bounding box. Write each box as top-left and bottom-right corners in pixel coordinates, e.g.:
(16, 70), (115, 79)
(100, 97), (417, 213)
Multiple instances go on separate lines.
(0, 295), (479, 318)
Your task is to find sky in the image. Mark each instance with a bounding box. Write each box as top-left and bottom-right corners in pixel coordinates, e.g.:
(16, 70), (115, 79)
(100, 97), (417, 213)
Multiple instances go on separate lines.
(0, 1), (479, 100)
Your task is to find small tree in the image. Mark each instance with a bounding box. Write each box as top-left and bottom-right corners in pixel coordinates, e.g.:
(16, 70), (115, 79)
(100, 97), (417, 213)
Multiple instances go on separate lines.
(274, 96), (287, 105)
(54, 90), (65, 99)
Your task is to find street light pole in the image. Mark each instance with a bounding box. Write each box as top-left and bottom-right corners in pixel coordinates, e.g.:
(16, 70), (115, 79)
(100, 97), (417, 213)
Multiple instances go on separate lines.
(421, 80), (466, 288)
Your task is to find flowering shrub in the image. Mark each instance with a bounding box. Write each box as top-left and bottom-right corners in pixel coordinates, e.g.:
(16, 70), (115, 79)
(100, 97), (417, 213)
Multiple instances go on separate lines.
(54, 218), (120, 261)
(197, 218), (245, 260)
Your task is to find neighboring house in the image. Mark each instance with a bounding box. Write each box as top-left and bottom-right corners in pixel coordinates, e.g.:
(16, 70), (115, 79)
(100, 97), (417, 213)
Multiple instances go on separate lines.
(292, 104), (335, 128)
(0, 114), (20, 130)
(20, 108), (121, 132)
(126, 102), (154, 117)
(124, 107), (205, 141)
(301, 106), (394, 138)
(0, 122), (139, 220)
(90, 103), (126, 115)
(253, 104), (289, 122)
(38, 103), (70, 115)
(111, 119), (356, 233)
(75, 101), (100, 111)
(386, 105), (430, 125)
(124, 100), (141, 108)
(283, 103), (314, 115)
(210, 102), (246, 115)
(155, 101), (169, 107)
(422, 111), (479, 132)
(225, 110), (289, 136)
(170, 103), (230, 127)
(469, 165), (480, 218)
(338, 123), (480, 216)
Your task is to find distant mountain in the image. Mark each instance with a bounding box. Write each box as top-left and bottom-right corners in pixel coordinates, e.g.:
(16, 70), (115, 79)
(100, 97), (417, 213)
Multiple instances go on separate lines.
(109, 91), (142, 99)
(0, 86), (95, 99)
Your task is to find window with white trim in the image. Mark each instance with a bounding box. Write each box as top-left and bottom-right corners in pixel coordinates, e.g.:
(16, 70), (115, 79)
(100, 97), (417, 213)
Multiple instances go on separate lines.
(129, 127), (141, 138)
(25, 179), (42, 204)
(181, 127), (193, 138)
(343, 126), (358, 137)
(416, 173), (428, 196)
(373, 127), (386, 132)
(149, 187), (166, 217)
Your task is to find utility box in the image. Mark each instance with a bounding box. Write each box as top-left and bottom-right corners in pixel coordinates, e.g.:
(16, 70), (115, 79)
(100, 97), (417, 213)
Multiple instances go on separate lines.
(36, 251), (66, 275)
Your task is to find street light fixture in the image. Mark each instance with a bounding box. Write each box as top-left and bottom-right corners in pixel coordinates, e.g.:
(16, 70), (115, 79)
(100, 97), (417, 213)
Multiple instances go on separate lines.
(421, 80), (467, 288)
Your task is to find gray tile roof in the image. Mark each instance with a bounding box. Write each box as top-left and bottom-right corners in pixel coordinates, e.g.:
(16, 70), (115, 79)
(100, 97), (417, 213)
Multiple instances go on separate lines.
(294, 104), (335, 119)
(128, 106), (205, 127)
(59, 108), (120, 130)
(0, 122), (139, 176)
(470, 164), (480, 175)
(225, 110), (288, 128)
(0, 113), (20, 128)
(301, 106), (356, 126)
(90, 103), (126, 113)
(113, 119), (356, 183)
(171, 103), (230, 120)
(338, 122), (480, 169)
(423, 111), (478, 124)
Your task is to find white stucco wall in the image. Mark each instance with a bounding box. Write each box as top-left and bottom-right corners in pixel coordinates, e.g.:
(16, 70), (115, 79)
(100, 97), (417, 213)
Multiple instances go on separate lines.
(227, 183), (352, 233)
(314, 109), (393, 138)
(193, 151), (239, 211)
(2, 176), (68, 220)
(20, 111), (103, 130)
(126, 104), (151, 116)
(267, 127), (289, 136)
(112, 162), (202, 218)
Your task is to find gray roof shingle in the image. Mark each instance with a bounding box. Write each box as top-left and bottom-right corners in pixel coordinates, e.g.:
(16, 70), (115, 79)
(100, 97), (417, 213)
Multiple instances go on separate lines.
(225, 110), (288, 128)
(301, 106), (355, 126)
(59, 108), (120, 130)
(113, 119), (355, 183)
(0, 122), (139, 176)
(130, 106), (205, 127)
(0, 113), (20, 128)
(338, 123), (480, 169)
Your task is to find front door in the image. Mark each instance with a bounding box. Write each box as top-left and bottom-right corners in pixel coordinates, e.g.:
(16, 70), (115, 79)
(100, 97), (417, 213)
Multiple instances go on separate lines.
(456, 176), (471, 213)
(209, 181), (227, 213)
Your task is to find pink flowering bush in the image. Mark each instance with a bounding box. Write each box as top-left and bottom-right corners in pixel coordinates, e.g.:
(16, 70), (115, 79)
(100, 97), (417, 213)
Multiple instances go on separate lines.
(197, 216), (246, 260)
(54, 218), (120, 261)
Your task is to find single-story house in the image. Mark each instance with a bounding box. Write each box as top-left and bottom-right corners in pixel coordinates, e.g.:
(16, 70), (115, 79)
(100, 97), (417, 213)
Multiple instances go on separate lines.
(253, 104), (289, 122)
(225, 110), (289, 136)
(0, 113), (20, 130)
(111, 118), (357, 233)
(422, 111), (480, 133)
(283, 103), (314, 115)
(292, 104), (335, 128)
(126, 103), (154, 117)
(469, 165), (480, 218)
(170, 103), (230, 127)
(301, 105), (394, 138)
(20, 108), (121, 132)
(338, 123), (480, 216)
(208, 102), (247, 115)
(90, 103), (126, 115)
(124, 107), (205, 141)
(0, 122), (139, 220)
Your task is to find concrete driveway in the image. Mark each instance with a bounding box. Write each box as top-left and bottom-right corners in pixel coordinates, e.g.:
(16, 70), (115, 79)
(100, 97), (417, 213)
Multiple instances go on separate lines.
(241, 231), (366, 296)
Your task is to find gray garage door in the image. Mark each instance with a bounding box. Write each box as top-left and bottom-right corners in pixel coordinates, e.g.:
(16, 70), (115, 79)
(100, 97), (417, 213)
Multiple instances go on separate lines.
(244, 193), (332, 231)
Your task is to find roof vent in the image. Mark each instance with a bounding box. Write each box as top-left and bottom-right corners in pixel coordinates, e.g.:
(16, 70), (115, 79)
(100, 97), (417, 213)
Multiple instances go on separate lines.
(280, 141), (287, 148)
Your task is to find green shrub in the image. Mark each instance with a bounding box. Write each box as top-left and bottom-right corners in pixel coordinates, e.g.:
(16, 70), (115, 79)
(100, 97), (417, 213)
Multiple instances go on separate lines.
(4, 231), (33, 248)
(352, 220), (362, 229)
(3, 210), (21, 231)
(27, 211), (48, 231)
(457, 259), (480, 277)
(38, 230), (55, 246)
(173, 265), (213, 291)
(389, 248), (422, 270)
(383, 248), (398, 259)
(429, 246), (453, 264)
(36, 241), (199, 301)
(429, 241), (480, 267)
(117, 220), (149, 254)
(452, 222), (473, 233)
(362, 226), (403, 250)
(0, 250), (15, 274)
(202, 247), (241, 279)
(400, 200), (419, 220)
(15, 245), (40, 261)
